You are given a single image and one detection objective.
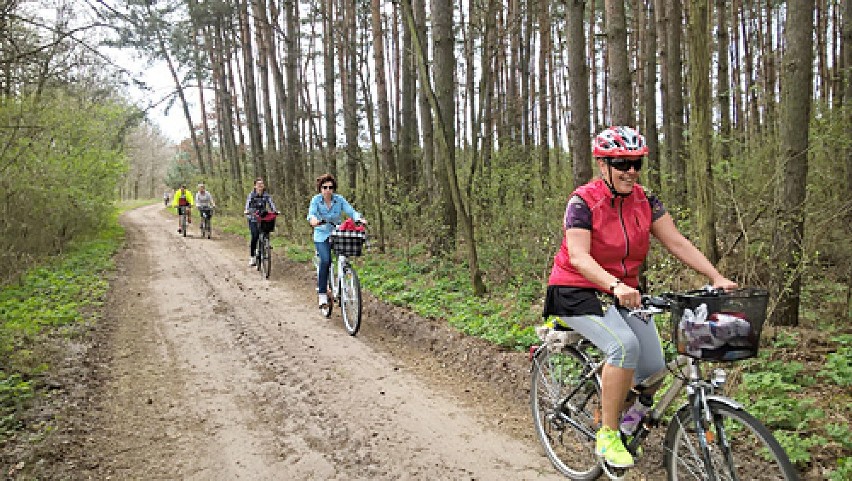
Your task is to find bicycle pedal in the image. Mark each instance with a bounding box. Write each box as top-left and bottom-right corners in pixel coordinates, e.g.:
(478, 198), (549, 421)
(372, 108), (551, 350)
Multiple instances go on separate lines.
(600, 461), (630, 480)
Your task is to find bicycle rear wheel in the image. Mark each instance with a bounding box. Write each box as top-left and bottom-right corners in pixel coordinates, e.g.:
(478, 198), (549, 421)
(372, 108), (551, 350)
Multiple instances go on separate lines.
(530, 345), (603, 480)
(340, 264), (361, 336)
(664, 399), (798, 481)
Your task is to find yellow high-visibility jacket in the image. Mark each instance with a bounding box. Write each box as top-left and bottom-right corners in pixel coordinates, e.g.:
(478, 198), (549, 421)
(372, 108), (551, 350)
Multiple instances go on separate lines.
(171, 188), (194, 207)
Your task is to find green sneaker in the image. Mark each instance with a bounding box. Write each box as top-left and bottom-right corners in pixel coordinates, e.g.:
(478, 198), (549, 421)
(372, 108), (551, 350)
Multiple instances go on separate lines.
(596, 426), (635, 468)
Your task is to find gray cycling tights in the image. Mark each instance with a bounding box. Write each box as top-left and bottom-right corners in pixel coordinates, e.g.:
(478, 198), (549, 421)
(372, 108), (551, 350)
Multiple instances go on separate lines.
(559, 305), (666, 383)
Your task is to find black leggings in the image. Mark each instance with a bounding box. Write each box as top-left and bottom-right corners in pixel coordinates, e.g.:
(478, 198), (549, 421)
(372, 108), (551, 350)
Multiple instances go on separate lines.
(248, 220), (260, 256)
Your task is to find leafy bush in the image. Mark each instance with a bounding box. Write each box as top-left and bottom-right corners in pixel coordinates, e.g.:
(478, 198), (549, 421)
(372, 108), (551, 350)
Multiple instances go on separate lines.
(829, 457), (852, 481)
(820, 347), (852, 387)
(0, 92), (133, 280)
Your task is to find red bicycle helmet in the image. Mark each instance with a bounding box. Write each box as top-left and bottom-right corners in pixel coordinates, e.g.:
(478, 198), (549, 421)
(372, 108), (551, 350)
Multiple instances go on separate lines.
(592, 126), (649, 158)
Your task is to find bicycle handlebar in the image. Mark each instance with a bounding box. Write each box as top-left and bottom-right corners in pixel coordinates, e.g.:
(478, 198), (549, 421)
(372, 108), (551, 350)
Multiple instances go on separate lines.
(312, 219), (365, 228)
(627, 286), (734, 317)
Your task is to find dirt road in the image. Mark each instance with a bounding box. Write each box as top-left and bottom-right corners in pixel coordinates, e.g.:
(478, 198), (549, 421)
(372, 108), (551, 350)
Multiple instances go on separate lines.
(51, 204), (564, 480)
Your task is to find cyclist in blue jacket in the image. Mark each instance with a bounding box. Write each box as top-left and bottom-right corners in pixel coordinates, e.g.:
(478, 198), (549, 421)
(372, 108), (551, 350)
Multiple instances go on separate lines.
(307, 173), (367, 309)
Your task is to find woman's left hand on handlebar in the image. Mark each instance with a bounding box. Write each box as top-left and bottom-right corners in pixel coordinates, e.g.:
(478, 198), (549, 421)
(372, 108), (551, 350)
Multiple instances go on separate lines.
(711, 276), (738, 291)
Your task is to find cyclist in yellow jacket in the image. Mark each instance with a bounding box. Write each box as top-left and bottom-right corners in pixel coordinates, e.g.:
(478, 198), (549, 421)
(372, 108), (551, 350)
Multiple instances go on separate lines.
(171, 184), (194, 233)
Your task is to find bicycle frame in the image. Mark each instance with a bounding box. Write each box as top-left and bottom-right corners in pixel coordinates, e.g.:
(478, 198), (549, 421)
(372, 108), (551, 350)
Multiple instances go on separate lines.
(325, 252), (350, 300)
(541, 334), (703, 438)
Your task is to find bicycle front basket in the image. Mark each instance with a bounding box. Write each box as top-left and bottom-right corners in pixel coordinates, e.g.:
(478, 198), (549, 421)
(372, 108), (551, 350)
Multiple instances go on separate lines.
(330, 230), (366, 256)
(670, 288), (769, 361)
(257, 212), (276, 233)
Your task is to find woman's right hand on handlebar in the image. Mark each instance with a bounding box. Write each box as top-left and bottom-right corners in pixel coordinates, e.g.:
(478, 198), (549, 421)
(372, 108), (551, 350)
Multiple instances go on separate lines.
(613, 282), (642, 309)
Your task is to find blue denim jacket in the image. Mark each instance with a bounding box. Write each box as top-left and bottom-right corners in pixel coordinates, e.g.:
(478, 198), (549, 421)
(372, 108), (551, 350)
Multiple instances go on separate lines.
(307, 194), (361, 242)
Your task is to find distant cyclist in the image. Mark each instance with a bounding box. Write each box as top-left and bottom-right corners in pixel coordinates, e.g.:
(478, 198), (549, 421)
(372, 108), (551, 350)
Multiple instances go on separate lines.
(195, 183), (216, 231)
(171, 184), (194, 234)
(244, 177), (278, 266)
(307, 173), (367, 309)
(163, 191), (170, 207)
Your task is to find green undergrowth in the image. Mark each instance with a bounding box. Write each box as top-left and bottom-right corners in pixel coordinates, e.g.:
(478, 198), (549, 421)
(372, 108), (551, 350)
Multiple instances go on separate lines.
(0, 206), (127, 439)
(732, 331), (852, 476)
(356, 244), (541, 349)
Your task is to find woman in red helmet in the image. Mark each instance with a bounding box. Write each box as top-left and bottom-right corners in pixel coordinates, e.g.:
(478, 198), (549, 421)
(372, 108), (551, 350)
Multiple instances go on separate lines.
(542, 126), (737, 468)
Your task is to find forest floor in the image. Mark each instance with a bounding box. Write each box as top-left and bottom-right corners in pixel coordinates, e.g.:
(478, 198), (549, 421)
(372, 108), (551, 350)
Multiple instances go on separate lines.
(2, 204), (822, 479)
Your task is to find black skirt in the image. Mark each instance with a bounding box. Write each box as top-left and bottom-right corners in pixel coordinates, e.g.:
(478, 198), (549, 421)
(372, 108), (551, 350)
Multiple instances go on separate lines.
(543, 286), (606, 318)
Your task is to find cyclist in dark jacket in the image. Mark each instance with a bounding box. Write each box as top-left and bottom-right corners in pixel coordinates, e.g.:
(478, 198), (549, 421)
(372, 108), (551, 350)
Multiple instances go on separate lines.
(243, 178), (278, 266)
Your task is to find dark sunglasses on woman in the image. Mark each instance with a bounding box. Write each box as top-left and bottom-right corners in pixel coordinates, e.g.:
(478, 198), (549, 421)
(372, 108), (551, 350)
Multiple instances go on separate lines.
(607, 158), (643, 172)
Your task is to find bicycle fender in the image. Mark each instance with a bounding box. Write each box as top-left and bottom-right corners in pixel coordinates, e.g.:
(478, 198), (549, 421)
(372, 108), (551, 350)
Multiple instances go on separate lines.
(672, 395), (744, 415)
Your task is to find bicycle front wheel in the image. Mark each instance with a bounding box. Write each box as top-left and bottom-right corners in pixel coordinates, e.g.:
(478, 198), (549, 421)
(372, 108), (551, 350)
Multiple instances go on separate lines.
(664, 399), (799, 481)
(261, 236), (272, 278)
(530, 345), (603, 480)
(340, 265), (361, 336)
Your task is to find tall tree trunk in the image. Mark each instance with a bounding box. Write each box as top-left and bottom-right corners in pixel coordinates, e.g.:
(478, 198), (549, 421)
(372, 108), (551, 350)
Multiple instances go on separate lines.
(358, 60), (386, 255)
(370, 0), (396, 182)
(686, 0), (719, 263)
(605, 0), (633, 125)
(187, 0), (211, 175)
(763, 0), (777, 128)
(588, 1), (600, 131)
(567, 0), (593, 187)
(429, 0), (458, 251)
(322, 0), (337, 176)
(538, 0), (551, 184)
(816, 0), (829, 103)
(521, 0), (533, 150)
(655, 0), (671, 175)
(208, 20), (241, 191)
(267, 0), (289, 192)
(253, 0), (279, 188)
(506, 0), (520, 144)
(731, 0), (743, 134)
(644, 0), (661, 193)
(666, 0), (686, 206)
(404, 0), (484, 295)
(742, 6), (760, 132)
(342, 0), (359, 196)
(399, 0), (416, 189)
(771, 0), (814, 327)
(284, 0), (304, 203)
(237, 0), (265, 179)
(413, 0), (434, 194)
(716, 0), (732, 162)
(227, 29), (249, 182)
(480, 0), (497, 178)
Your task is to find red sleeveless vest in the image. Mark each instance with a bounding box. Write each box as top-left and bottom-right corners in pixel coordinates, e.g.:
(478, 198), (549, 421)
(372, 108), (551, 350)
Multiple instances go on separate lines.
(548, 179), (652, 291)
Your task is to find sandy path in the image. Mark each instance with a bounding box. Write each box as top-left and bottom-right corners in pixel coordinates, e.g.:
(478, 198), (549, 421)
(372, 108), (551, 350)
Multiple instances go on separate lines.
(75, 204), (563, 480)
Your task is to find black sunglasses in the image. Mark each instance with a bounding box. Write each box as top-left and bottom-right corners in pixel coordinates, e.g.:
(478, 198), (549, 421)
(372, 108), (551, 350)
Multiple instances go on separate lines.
(321, 184), (335, 190)
(607, 158), (643, 172)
